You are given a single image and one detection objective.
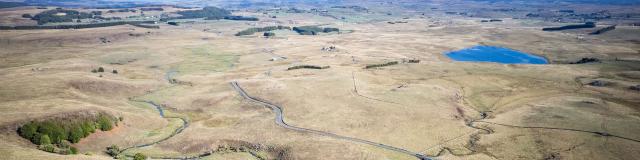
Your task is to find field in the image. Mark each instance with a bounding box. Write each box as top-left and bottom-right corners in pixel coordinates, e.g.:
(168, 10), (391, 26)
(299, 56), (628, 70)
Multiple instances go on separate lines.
(0, 1), (639, 160)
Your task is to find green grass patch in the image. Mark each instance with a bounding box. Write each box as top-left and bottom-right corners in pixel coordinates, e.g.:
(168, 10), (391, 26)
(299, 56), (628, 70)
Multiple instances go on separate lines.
(175, 46), (238, 75)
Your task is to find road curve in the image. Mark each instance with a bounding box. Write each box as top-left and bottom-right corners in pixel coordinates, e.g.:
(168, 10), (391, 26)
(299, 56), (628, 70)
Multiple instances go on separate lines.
(230, 81), (433, 160)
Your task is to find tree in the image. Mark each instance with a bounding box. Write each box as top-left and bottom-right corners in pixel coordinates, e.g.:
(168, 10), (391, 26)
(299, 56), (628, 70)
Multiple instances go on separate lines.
(133, 153), (147, 160)
(105, 145), (120, 158)
(97, 67), (105, 72)
(112, 69), (118, 74)
(22, 14), (32, 18)
(39, 134), (51, 145)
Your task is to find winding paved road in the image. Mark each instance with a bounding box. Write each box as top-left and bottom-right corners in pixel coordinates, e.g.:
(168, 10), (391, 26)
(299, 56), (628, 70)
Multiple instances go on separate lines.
(230, 81), (433, 160)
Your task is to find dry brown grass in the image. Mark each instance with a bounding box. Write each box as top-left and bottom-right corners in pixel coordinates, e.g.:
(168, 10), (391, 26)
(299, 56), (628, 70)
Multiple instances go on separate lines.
(0, 4), (639, 160)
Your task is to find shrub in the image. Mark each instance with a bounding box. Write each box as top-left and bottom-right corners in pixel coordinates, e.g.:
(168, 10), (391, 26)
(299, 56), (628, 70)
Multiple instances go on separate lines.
(263, 32), (275, 37)
(134, 153), (147, 160)
(18, 122), (38, 140)
(40, 144), (56, 153)
(69, 126), (84, 143)
(39, 134), (51, 145)
(22, 14), (32, 18)
(97, 114), (113, 131)
(70, 147), (78, 154)
(167, 22), (178, 26)
(37, 121), (67, 144)
(105, 145), (120, 158)
(112, 70), (118, 74)
(97, 67), (104, 72)
(81, 121), (95, 136)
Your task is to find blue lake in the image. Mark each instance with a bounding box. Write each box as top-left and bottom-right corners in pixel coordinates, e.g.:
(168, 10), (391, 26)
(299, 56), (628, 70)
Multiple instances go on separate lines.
(446, 46), (548, 64)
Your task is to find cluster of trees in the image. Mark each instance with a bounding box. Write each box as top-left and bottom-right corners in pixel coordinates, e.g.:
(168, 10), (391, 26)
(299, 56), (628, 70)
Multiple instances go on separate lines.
(590, 25), (616, 35)
(0, 21), (156, 30)
(235, 25), (291, 36)
(31, 9), (95, 25)
(0, 2), (27, 9)
(91, 67), (119, 74)
(292, 26), (339, 35)
(18, 114), (118, 154)
(219, 16), (259, 21)
(105, 144), (146, 159)
(542, 22), (596, 31)
(107, 8), (136, 13)
(570, 57), (600, 64)
(174, 7), (231, 20)
(140, 7), (164, 11)
(287, 65), (330, 70)
(365, 61), (399, 69)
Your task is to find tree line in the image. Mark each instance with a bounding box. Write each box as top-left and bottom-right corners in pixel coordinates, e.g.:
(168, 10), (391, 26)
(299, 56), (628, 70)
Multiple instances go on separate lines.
(292, 26), (340, 35)
(542, 22), (596, 31)
(235, 25), (291, 36)
(0, 21), (156, 30)
(31, 9), (95, 25)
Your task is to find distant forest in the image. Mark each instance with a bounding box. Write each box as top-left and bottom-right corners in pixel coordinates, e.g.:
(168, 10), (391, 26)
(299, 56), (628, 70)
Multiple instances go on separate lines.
(31, 9), (94, 25)
(163, 7), (259, 22)
(0, 2), (29, 9)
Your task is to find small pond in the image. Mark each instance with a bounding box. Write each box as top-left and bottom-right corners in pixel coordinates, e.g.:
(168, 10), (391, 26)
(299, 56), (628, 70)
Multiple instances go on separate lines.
(446, 46), (548, 64)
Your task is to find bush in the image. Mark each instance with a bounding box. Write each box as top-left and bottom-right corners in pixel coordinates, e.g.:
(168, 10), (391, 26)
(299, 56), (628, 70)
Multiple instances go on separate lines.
(37, 121), (67, 144)
(70, 147), (78, 154)
(39, 134), (51, 145)
(112, 70), (118, 74)
(68, 126), (84, 143)
(263, 32), (275, 37)
(81, 121), (95, 136)
(97, 114), (113, 131)
(105, 145), (120, 158)
(134, 153), (147, 160)
(40, 144), (56, 153)
(22, 14), (32, 18)
(97, 67), (104, 72)
(18, 122), (38, 140)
